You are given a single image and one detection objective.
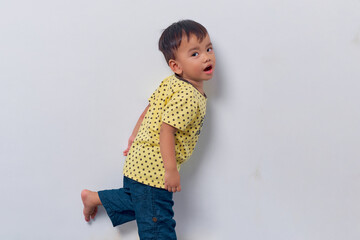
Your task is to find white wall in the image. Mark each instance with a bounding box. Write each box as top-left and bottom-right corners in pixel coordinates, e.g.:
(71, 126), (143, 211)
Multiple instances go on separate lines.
(1, 0), (360, 239)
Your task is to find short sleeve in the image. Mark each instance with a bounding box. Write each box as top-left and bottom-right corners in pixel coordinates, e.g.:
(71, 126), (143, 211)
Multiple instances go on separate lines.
(148, 84), (161, 105)
(148, 80), (168, 105)
(162, 90), (197, 131)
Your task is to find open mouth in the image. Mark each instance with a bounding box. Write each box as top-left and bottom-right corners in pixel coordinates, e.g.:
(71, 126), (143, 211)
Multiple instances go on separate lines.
(203, 65), (213, 72)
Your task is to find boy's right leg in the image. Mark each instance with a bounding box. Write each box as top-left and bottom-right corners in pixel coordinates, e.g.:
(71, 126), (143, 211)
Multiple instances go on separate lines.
(81, 177), (136, 226)
(97, 177), (136, 226)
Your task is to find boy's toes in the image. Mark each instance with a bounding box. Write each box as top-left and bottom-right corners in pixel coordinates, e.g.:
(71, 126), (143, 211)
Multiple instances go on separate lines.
(90, 206), (98, 219)
(84, 210), (91, 222)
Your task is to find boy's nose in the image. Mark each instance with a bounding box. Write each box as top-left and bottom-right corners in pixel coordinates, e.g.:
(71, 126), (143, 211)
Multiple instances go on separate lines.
(203, 54), (211, 62)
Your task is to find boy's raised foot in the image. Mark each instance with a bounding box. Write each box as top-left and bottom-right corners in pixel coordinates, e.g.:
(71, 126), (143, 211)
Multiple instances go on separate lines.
(81, 189), (101, 222)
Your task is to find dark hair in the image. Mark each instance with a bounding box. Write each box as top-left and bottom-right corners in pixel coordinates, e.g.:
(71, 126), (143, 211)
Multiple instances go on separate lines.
(158, 20), (208, 64)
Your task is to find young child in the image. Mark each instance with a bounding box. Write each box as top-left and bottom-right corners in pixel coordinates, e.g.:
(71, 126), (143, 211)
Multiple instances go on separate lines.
(81, 19), (216, 239)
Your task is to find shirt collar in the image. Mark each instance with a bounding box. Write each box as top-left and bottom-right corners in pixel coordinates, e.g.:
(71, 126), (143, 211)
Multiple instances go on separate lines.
(174, 74), (207, 98)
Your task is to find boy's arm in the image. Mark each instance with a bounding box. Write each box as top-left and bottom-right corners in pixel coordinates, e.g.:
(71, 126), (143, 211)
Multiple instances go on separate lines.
(123, 104), (150, 156)
(160, 122), (181, 193)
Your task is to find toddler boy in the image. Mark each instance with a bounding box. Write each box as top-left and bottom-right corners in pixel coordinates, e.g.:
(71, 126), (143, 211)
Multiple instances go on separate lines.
(81, 19), (216, 239)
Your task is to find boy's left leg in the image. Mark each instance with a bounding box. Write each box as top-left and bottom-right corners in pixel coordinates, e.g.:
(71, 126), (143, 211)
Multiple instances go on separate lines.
(137, 187), (177, 240)
(126, 178), (177, 240)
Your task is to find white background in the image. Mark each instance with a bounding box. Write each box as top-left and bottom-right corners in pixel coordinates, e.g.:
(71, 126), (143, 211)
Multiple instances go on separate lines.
(1, 0), (360, 239)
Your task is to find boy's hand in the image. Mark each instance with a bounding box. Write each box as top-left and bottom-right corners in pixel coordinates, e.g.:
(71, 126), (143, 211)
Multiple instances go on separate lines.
(164, 169), (181, 193)
(123, 136), (135, 156)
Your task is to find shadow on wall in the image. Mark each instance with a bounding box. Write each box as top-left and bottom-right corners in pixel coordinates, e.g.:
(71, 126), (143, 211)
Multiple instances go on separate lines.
(116, 221), (139, 239)
(173, 57), (224, 237)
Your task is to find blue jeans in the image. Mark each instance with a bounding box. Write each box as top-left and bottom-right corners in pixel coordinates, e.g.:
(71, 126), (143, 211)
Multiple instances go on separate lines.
(98, 176), (177, 240)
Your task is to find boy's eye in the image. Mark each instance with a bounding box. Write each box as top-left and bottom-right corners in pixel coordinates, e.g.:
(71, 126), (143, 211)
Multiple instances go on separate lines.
(191, 52), (199, 57)
(207, 47), (213, 52)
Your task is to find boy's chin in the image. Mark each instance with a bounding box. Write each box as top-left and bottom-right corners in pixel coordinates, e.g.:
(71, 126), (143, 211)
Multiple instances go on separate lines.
(203, 74), (214, 81)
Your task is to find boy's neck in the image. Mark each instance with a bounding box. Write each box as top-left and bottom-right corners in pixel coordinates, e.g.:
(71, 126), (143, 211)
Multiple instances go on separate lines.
(175, 74), (206, 97)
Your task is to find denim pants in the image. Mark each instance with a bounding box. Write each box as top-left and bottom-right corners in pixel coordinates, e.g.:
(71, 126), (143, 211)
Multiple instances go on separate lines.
(98, 176), (177, 240)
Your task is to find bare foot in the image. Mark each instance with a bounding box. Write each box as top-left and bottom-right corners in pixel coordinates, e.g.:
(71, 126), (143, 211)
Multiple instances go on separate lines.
(81, 189), (101, 222)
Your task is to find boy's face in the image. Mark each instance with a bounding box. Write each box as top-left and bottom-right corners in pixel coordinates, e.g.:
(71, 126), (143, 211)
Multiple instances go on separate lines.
(170, 33), (216, 83)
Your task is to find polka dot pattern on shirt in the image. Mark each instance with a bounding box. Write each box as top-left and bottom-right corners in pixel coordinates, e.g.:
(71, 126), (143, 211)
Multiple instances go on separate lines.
(123, 75), (207, 189)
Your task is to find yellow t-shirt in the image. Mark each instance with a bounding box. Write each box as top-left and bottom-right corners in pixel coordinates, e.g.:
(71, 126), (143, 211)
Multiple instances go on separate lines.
(123, 74), (207, 188)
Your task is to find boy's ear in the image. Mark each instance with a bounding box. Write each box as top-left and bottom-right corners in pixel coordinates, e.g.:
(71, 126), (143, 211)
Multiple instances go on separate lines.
(168, 59), (182, 75)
